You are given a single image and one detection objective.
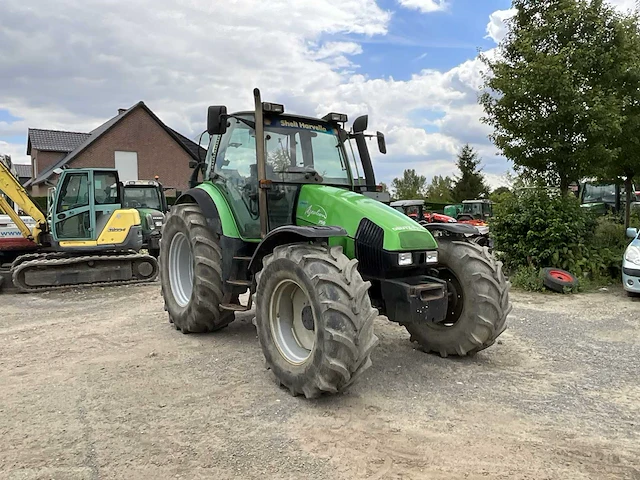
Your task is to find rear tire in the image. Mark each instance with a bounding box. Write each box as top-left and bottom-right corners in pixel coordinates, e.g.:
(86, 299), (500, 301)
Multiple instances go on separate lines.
(405, 239), (511, 357)
(254, 243), (378, 399)
(159, 203), (234, 333)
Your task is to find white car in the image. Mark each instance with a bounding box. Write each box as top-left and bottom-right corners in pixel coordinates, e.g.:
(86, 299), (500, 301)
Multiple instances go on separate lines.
(623, 227), (640, 295)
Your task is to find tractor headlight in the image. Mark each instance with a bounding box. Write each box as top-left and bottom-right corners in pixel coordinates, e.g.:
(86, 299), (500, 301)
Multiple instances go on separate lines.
(146, 213), (155, 230)
(425, 251), (438, 264)
(153, 215), (165, 228)
(625, 246), (640, 266)
(398, 253), (414, 266)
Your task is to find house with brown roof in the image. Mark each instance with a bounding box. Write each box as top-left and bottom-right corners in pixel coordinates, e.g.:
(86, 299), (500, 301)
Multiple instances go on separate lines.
(25, 102), (204, 196)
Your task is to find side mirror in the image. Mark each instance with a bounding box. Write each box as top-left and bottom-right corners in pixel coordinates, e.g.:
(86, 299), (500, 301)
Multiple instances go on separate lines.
(352, 115), (368, 133)
(207, 106), (228, 135)
(627, 227), (639, 239)
(377, 131), (386, 154)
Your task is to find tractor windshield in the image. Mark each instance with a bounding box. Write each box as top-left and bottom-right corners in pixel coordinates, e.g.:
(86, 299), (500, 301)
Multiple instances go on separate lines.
(123, 186), (163, 210)
(208, 115), (352, 239)
(582, 184), (617, 204)
(211, 116), (350, 186)
(463, 202), (492, 218)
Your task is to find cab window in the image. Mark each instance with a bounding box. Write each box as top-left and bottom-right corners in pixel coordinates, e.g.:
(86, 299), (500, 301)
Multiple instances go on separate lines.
(57, 173), (89, 211)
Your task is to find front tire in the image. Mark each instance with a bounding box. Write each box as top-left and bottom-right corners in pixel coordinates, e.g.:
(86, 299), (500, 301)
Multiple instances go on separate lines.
(159, 203), (234, 333)
(405, 239), (511, 357)
(254, 243), (379, 399)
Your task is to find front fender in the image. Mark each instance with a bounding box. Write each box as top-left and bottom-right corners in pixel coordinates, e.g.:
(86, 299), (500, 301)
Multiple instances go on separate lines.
(248, 225), (347, 272)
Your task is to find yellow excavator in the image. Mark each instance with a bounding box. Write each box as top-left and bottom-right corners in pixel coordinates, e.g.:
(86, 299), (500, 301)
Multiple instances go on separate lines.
(0, 162), (158, 292)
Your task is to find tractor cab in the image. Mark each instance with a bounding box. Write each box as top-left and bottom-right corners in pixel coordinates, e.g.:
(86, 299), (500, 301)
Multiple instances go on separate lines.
(203, 103), (388, 240)
(122, 180), (169, 256)
(460, 199), (493, 221)
(390, 199), (425, 221)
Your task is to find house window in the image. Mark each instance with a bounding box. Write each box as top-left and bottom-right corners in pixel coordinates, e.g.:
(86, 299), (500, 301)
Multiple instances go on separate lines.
(114, 151), (138, 181)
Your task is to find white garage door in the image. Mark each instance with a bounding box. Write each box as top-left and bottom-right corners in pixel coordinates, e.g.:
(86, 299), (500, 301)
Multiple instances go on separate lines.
(114, 151), (138, 182)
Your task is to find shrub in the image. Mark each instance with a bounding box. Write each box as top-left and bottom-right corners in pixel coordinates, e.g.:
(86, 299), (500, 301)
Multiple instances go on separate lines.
(510, 266), (545, 292)
(489, 187), (599, 277)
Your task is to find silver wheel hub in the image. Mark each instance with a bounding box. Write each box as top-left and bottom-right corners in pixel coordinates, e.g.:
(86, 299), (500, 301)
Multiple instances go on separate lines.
(168, 232), (193, 307)
(269, 279), (316, 365)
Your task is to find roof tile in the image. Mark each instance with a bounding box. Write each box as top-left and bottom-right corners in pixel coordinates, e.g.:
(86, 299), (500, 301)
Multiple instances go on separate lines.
(28, 129), (90, 153)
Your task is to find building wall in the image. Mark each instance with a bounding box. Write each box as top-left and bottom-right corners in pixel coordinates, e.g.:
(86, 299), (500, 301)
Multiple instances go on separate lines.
(69, 108), (192, 191)
(32, 150), (66, 178)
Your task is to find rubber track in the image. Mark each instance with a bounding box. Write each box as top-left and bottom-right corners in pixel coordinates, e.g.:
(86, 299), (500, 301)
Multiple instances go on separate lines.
(10, 250), (139, 270)
(11, 253), (158, 293)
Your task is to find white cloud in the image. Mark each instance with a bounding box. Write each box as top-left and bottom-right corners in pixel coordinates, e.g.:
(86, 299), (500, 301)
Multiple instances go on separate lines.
(607, 0), (638, 12)
(397, 0), (449, 14)
(0, 0), (514, 191)
(0, 140), (30, 165)
(485, 9), (516, 44)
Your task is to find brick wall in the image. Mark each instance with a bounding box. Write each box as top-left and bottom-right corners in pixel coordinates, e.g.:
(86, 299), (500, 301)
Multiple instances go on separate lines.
(32, 150), (65, 178)
(70, 108), (192, 191)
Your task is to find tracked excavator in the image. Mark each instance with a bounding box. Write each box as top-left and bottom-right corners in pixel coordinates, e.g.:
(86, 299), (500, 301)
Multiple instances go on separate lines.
(0, 162), (158, 292)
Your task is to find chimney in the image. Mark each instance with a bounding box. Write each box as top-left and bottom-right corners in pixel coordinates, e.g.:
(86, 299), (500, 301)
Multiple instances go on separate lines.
(118, 108), (127, 115)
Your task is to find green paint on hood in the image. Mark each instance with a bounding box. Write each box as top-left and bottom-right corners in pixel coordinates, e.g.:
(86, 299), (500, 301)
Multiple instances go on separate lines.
(296, 185), (437, 251)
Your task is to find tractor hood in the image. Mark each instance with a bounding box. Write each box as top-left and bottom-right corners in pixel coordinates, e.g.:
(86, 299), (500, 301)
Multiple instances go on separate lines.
(296, 185), (437, 251)
(137, 208), (166, 231)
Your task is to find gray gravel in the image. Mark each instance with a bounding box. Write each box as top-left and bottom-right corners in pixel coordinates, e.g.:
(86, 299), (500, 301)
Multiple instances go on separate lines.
(0, 283), (638, 479)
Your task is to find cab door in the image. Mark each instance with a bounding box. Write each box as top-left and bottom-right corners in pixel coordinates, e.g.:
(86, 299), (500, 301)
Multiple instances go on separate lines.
(52, 171), (94, 241)
(92, 171), (121, 237)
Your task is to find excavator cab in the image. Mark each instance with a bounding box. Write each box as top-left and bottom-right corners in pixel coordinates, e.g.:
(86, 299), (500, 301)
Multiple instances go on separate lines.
(50, 168), (142, 250)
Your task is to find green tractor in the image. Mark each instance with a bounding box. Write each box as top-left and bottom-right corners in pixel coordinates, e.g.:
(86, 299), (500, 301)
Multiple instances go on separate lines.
(122, 180), (170, 258)
(578, 181), (638, 216)
(159, 88), (511, 399)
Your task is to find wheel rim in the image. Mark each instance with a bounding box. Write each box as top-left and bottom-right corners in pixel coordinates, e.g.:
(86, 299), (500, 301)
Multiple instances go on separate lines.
(269, 279), (315, 365)
(168, 232), (193, 307)
(548, 270), (574, 283)
(438, 268), (464, 327)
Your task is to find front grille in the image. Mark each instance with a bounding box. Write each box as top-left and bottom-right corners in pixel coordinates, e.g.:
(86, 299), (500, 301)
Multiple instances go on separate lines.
(623, 266), (640, 277)
(355, 218), (384, 277)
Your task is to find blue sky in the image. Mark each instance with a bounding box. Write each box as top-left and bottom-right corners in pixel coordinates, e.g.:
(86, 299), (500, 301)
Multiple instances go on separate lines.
(1, 0), (519, 188)
(350, 0), (510, 77)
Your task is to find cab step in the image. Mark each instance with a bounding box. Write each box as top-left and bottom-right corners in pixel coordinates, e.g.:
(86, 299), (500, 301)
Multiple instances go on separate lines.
(226, 279), (252, 287)
(220, 303), (250, 312)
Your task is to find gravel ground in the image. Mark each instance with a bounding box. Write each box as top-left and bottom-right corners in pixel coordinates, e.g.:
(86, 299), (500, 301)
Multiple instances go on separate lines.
(0, 282), (639, 480)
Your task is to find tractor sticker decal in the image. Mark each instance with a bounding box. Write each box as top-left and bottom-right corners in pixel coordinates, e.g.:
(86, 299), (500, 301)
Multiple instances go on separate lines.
(108, 227), (126, 233)
(269, 118), (335, 135)
(304, 205), (328, 226)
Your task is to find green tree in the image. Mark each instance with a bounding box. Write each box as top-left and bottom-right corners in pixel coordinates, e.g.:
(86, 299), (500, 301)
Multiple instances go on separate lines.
(451, 144), (490, 202)
(480, 0), (625, 193)
(598, 12), (640, 228)
(391, 169), (427, 200)
(379, 182), (389, 193)
(489, 186), (513, 205)
(425, 175), (455, 202)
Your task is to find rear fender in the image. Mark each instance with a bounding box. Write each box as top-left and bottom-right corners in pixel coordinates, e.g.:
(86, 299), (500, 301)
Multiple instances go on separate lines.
(248, 225), (347, 273)
(174, 186), (240, 239)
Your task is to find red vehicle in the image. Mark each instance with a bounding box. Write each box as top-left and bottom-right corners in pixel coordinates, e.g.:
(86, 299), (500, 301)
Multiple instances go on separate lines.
(390, 200), (457, 224)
